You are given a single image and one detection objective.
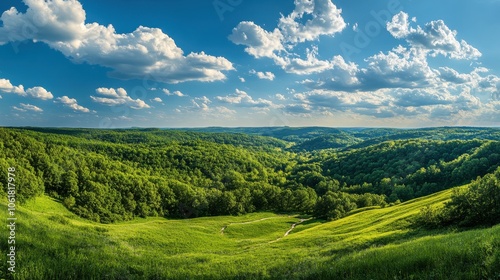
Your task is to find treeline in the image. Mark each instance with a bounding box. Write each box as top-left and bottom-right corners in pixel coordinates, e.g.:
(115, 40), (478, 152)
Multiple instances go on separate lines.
(0, 128), (385, 222)
(1, 127), (499, 224)
(317, 139), (500, 201)
(417, 166), (500, 228)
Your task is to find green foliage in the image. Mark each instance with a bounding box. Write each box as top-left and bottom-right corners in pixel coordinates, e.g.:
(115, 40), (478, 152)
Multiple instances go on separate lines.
(4, 186), (500, 279)
(1, 127), (499, 224)
(444, 167), (500, 227)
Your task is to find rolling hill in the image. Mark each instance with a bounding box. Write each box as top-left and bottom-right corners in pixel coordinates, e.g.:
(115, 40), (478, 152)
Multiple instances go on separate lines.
(1, 186), (499, 279)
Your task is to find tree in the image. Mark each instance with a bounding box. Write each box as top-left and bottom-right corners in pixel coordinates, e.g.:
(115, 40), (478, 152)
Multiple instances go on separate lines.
(444, 168), (500, 227)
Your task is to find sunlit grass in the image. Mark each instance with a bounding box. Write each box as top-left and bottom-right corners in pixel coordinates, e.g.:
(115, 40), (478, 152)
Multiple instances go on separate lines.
(1, 187), (499, 279)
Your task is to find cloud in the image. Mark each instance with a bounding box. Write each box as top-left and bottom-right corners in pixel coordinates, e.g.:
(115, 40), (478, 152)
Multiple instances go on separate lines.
(359, 46), (438, 90)
(283, 103), (312, 115)
(13, 103), (43, 112)
(280, 84), (490, 122)
(190, 96), (211, 112)
(181, 96), (235, 118)
(302, 89), (393, 110)
(230, 0), (346, 75)
(216, 89), (274, 108)
(162, 89), (185, 97)
(275, 94), (286, 101)
(55, 96), (90, 112)
(278, 0), (346, 44)
(239, 77), (246, 82)
(214, 106), (236, 115)
(151, 97), (163, 103)
(0, 0), (234, 83)
(91, 87), (150, 109)
(26, 86), (54, 100)
(387, 12), (481, 60)
(0, 78), (55, 100)
(250, 69), (275, 80)
(280, 46), (337, 75)
(228, 21), (284, 59)
(0, 78), (25, 95)
(438, 67), (471, 84)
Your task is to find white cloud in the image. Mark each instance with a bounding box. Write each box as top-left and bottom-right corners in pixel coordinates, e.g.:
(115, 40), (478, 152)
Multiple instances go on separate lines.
(283, 103), (312, 115)
(230, 0), (346, 75)
(190, 96), (211, 112)
(26, 86), (54, 100)
(275, 94), (286, 101)
(13, 103), (43, 112)
(250, 69), (275, 80)
(0, 0), (234, 83)
(56, 96), (90, 112)
(360, 46), (438, 90)
(352, 23), (358, 31)
(179, 95), (236, 119)
(278, 0), (346, 44)
(216, 89), (274, 108)
(0, 78), (55, 100)
(214, 106), (236, 115)
(163, 89), (185, 97)
(239, 77), (246, 82)
(0, 78), (25, 95)
(91, 87), (150, 109)
(280, 46), (336, 75)
(387, 12), (481, 60)
(228, 21), (284, 59)
(151, 97), (163, 103)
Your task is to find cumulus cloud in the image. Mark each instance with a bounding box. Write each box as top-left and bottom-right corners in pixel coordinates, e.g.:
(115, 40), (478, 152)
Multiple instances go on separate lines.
(278, 0), (346, 44)
(281, 84), (490, 122)
(0, 78), (26, 95)
(250, 69), (275, 80)
(359, 46), (438, 90)
(229, 21), (284, 59)
(0, 78), (54, 100)
(0, 0), (234, 83)
(216, 89), (274, 108)
(13, 103), (43, 112)
(55, 96), (90, 112)
(162, 89), (185, 97)
(190, 96), (211, 112)
(181, 96), (235, 118)
(275, 94), (286, 101)
(91, 87), (150, 109)
(283, 103), (312, 115)
(230, 0), (346, 75)
(281, 46), (337, 75)
(387, 12), (481, 60)
(301, 89), (393, 110)
(151, 97), (163, 103)
(26, 86), (54, 100)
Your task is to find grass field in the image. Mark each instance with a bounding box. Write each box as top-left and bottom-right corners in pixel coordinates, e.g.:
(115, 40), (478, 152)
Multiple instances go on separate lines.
(1, 187), (499, 279)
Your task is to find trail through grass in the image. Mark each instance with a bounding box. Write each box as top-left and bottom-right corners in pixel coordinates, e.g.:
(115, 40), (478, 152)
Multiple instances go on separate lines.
(1, 187), (499, 279)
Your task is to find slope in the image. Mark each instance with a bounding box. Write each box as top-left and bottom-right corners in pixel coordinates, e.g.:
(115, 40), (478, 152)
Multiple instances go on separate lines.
(1, 185), (499, 279)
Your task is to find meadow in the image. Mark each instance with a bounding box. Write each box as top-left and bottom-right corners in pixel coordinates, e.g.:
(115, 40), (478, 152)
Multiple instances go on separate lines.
(1, 186), (499, 279)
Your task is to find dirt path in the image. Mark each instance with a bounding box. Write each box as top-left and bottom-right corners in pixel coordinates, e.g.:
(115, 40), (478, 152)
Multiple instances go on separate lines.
(220, 216), (312, 242)
(269, 218), (312, 243)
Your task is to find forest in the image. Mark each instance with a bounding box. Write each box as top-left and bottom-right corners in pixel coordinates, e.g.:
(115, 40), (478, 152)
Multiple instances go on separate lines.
(1, 126), (499, 224)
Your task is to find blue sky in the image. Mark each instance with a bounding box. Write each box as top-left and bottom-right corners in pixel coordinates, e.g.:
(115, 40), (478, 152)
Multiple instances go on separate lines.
(0, 0), (499, 128)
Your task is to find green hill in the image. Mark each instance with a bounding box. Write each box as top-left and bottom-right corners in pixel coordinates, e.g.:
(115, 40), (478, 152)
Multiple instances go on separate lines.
(1, 186), (499, 279)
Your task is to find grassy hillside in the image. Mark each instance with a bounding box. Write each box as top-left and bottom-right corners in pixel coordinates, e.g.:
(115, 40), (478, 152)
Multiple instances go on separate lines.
(2, 187), (499, 279)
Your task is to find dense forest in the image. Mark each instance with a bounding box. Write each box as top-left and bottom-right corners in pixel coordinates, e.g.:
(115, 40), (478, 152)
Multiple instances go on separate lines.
(1, 127), (499, 223)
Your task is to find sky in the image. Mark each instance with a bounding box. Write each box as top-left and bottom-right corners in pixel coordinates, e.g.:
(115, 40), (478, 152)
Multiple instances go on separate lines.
(0, 0), (499, 128)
